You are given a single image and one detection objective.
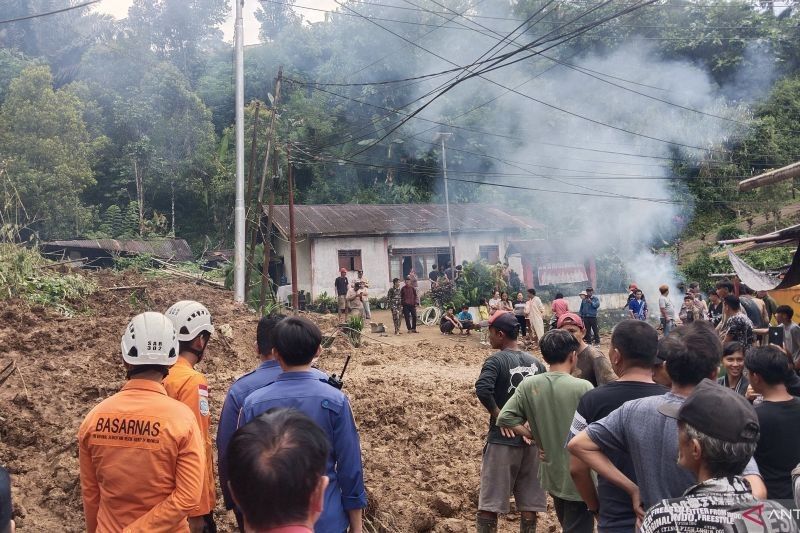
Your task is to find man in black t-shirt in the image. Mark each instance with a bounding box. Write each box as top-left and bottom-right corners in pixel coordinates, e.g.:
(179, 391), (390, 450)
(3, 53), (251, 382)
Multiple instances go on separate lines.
(566, 320), (666, 532)
(745, 345), (800, 499)
(475, 311), (547, 533)
(334, 268), (349, 321)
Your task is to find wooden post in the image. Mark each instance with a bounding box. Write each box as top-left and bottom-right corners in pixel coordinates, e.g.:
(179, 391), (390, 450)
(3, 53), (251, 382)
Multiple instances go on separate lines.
(247, 68), (283, 297)
(738, 161), (800, 192)
(260, 149), (278, 312)
(243, 101), (261, 294)
(287, 143), (299, 314)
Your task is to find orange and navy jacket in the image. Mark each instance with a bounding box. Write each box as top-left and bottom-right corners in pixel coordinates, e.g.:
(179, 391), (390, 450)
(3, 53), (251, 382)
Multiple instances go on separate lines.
(162, 356), (215, 517)
(78, 379), (204, 533)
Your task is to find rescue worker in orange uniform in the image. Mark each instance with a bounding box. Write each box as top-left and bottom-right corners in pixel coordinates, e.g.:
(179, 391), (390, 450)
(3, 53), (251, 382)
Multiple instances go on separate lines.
(163, 300), (217, 532)
(78, 312), (204, 532)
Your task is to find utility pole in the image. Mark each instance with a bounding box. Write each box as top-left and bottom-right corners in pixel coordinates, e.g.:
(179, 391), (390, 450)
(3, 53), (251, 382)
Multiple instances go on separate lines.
(233, 0), (245, 303)
(243, 101), (261, 294)
(435, 132), (454, 268)
(287, 143), (299, 314)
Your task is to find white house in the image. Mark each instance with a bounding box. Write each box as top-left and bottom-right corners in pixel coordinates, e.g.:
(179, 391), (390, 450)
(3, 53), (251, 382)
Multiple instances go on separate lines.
(264, 203), (541, 301)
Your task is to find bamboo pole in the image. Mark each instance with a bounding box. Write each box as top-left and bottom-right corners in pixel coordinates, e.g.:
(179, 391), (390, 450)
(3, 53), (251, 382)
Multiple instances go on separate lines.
(260, 149), (278, 312)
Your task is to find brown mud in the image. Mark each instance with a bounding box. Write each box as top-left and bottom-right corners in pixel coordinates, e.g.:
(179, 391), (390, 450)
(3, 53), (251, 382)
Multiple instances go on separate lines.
(0, 270), (576, 531)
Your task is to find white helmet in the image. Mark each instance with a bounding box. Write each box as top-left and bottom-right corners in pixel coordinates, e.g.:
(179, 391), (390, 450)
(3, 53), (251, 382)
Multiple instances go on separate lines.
(165, 300), (215, 342)
(121, 312), (179, 366)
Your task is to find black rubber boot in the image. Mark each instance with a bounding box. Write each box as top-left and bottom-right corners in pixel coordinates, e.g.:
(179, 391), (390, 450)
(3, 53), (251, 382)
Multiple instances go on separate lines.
(476, 515), (498, 533)
(520, 515), (537, 533)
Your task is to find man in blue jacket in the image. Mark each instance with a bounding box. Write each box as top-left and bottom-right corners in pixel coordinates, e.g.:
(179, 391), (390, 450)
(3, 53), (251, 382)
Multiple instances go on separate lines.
(579, 288), (601, 345)
(217, 314), (327, 529)
(239, 316), (367, 533)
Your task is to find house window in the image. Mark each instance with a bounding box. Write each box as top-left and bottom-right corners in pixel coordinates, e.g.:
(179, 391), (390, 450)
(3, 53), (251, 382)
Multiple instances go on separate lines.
(338, 249), (362, 271)
(390, 247), (452, 278)
(480, 245), (500, 263)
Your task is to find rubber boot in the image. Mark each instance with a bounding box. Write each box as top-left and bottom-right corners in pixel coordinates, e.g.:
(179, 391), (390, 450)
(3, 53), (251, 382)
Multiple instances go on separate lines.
(520, 515), (537, 533)
(476, 515), (498, 533)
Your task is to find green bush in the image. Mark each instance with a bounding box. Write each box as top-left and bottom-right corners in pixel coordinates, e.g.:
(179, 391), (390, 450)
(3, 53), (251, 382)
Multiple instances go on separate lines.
(459, 260), (496, 304)
(310, 291), (337, 314)
(716, 224), (742, 242)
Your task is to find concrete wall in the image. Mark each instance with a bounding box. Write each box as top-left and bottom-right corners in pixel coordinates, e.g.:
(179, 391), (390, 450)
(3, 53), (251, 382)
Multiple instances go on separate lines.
(293, 230), (513, 299)
(311, 236), (390, 298)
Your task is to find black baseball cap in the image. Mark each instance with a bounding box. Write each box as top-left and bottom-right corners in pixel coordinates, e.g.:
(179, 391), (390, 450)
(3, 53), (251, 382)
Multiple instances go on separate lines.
(479, 311), (519, 335)
(658, 379), (759, 443)
(586, 287), (594, 292)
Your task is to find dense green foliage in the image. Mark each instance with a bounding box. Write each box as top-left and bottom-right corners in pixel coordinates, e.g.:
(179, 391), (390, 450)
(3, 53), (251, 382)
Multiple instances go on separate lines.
(1, 0), (799, 254)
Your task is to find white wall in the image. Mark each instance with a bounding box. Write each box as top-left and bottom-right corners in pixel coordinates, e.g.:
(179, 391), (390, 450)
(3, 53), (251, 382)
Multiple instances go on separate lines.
(311, 236), (390, 299)
(276, 230), (521, 300)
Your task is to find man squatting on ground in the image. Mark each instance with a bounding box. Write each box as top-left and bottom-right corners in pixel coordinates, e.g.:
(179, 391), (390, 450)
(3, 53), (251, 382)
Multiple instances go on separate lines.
(79, 312), (205, 532)
(227, 408), (331, 533)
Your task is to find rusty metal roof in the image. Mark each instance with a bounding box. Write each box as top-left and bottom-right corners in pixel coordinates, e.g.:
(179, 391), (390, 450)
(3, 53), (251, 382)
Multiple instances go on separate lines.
(265, 204), (541, 238)
(42, 239), (194, 261)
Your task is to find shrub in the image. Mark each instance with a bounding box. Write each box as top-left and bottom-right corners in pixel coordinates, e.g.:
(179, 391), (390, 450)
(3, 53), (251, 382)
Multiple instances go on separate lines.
(716, 224), (741, 241)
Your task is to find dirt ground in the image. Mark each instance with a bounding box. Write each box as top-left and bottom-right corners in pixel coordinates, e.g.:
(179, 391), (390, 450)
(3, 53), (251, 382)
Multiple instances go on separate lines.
(0, 271), (605, 532)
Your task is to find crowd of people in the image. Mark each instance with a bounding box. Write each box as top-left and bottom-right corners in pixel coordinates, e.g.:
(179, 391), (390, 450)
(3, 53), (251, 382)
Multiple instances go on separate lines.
(1, 269), (797, 533)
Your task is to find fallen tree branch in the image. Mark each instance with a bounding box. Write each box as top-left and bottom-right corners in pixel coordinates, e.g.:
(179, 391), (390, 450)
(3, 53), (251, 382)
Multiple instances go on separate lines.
(104, 285), (146, 291)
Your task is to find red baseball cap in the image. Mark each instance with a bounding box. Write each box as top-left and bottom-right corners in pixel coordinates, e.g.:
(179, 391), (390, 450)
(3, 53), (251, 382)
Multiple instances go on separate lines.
(557, 312), (585, 330)
(339, 267), (347, 273)
(479, 310), (519, 335)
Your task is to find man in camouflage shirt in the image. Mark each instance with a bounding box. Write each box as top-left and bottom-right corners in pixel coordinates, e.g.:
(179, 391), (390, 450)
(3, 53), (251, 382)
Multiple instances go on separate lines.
(387, 278), (403, 335)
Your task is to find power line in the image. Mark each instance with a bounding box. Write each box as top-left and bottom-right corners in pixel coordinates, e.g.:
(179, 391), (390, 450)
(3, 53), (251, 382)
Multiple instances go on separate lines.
(0, 0), (100, 24)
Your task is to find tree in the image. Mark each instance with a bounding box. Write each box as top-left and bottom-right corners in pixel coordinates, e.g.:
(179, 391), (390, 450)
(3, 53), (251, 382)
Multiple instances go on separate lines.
(0, 65), (100, 238)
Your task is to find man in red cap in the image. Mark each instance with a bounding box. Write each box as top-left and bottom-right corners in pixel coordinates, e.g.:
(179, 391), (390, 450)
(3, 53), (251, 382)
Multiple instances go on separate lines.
(558, 312), (616, 387)
(335, 268), (349, 321)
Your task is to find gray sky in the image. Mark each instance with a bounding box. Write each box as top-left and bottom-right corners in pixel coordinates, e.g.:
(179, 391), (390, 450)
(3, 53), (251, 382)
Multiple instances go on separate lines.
(93, 0), (337, 45)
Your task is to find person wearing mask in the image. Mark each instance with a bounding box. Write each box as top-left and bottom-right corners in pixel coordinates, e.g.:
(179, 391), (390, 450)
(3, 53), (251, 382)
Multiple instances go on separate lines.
(513, 292), (527, 338)
(335, 268), (349, 321)
(658, 285), (676, 336)
(400, 276), (418, 333)
(721, 295), (755, 349)
(567, 320), (666, 532)
(746, 345), (800, 499)
(525, 288), (545, 343)
(386, 278), (403, 335)
(557, 312), (617, 387)
(227, 409), (330, 533)
(707, 290), (723, 327)
(776, 305), (800, 367)
(475, 311), (547, 533)
(640, 380), (796, 533)
(717, 342), (748, 396)
(579, 288), (601, 345)
(79, 313), (204, 532)
(568, 321), (766, 517)
(498, 329), (594, 533)
(239, 317), (367, 533)
(163, 300), (217, 533)
(216, 315), (327, 528)
(628, 289), (648, 321)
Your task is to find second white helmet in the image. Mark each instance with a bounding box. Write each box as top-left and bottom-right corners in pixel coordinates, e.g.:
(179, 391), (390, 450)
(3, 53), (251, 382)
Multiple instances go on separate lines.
(121, 312), (179, 366)
(165, 300), (215, 342)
